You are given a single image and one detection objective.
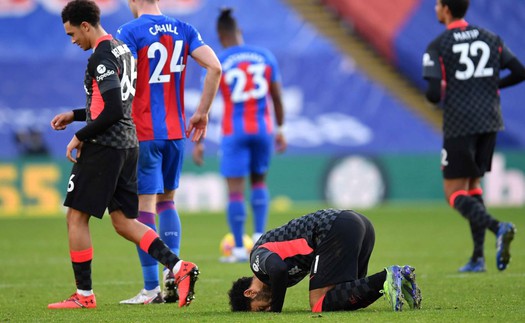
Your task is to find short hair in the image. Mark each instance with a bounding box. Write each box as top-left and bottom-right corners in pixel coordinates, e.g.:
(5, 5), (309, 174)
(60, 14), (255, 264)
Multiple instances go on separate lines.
(61, 0), (100, 27)
(228, 277), (253, 311)
(217, 7), (237, 34)
(441, 0), (469, 19)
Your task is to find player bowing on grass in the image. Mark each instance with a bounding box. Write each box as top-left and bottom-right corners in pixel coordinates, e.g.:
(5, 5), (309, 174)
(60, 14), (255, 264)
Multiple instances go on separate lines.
(422, 0), (525, 272)
(48, 0), (198, 309)
(228, 209), (422, 312)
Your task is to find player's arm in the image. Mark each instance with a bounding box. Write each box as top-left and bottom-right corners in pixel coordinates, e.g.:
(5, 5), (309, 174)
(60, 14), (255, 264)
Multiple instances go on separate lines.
(75, 58), (124, 141)
(263, 253), (288, 312)
(269, 81), (287, 153)
(185, 45), (222, 141)
(499, 59), (525, 89)
(75, 88), (124, 141)
(422, 40), (442, 103)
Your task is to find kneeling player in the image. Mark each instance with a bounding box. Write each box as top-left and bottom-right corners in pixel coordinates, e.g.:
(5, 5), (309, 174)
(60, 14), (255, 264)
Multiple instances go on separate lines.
(228, 209), (422, 312)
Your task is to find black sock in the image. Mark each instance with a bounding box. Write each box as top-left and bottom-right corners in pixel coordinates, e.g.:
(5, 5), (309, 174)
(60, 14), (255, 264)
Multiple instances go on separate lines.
(147, 238), (180, 270)
(322, 271), (385, 311)
(454, 195), (499, 234)
(72, 260), (92, 291)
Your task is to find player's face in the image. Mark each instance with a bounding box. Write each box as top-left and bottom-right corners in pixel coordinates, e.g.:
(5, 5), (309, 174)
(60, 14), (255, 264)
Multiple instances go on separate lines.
(63, 22), (90, 51)
(127, 0), (139, 18)
(435, 0), (446, 24)
(248, 284), (272, 312)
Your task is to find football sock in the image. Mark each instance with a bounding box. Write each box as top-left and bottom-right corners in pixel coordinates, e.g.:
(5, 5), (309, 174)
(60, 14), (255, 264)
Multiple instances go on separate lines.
(139, 230), (180, 274)
(317, 271), (385, 312)
(450, 191), (500, 234)
(228, 192), (246, 248)
(136, 211), (159, 290)
(76, 289), (93, 297)
(157, 201), (181, 257)
(468, 189), (486, 260)
(70, 247), (93, 291)
(251, 183), (269, 236)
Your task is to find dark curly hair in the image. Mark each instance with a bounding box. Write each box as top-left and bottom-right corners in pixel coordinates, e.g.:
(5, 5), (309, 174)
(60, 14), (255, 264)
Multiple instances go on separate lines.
(217, 7), (237, 33)
(228, 277), (253, 311)
(440, 0), (469, 18)
(61, 0), (100, 27)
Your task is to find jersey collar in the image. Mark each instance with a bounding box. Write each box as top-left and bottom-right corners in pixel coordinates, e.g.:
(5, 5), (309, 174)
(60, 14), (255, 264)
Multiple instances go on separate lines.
(447, 19), (469, 30)
(94, 34), (113, 50)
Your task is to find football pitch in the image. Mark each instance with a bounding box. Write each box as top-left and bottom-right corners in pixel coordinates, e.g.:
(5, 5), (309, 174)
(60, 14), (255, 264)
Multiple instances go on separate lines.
(1, 203), (523, 322)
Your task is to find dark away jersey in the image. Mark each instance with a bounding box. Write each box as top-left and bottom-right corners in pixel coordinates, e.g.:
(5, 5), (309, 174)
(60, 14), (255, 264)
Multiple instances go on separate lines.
(250, 208), (341, 287)
(422, 20), (516, 138)
(83, 35), (138, 149)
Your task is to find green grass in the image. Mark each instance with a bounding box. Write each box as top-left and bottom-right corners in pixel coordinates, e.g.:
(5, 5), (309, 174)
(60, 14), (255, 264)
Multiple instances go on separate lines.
(1, 203), (524, 322)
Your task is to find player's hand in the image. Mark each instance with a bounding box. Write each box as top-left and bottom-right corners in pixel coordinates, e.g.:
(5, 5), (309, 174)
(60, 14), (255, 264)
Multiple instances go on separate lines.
(51, 111), (74, 130)
(186, 112), (209, 142)
(275, 133), (287, 153)
(66, 135), (82, 163)
(192, 142), (204, 166)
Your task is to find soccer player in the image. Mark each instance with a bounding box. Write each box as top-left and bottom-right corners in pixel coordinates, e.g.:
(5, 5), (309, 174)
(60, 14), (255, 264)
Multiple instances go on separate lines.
(196, 8), (286, 263)
(422, 0), (525, 272)
(48, 0), (199, 309)
(115, 0), (221, 304)
(227, 209), (422, 312)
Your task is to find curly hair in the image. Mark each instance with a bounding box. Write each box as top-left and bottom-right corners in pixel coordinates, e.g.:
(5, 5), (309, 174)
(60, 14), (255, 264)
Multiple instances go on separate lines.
(61, 0), (100, 27)
(440, 0), (469, 18)
(228, 277), (253, 311)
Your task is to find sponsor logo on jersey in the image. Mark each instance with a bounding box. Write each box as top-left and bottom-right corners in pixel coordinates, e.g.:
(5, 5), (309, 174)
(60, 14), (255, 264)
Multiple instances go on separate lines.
(96, 68), (115, 82)
(422, 53), (435, 67)
(97, 64), (107, 74)
(252, 255), (260, 272)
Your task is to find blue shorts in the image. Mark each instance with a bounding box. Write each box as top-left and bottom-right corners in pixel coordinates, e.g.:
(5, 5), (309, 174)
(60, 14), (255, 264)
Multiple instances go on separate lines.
(220, 133), (273, 178)
(138, 139), (185, 194)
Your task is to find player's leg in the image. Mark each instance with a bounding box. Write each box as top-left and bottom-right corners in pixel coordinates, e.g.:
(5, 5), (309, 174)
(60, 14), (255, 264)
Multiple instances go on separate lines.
(224, 177), (249, 261)
(48, 208), (97, 309)
(249, 134), (272, 243)
(309, 211), (385, 312)
(461, 183), (487, 272)
(111, 147), (198, 307)
(443, 135), (501, 271)
(250, 173), (268, 244)
(221, 135), (249, 262)
(121, 141), (164, 304)
(310, 271), (387, 312)
(157, 140), (184, 301)
(49, 142), (112, 309)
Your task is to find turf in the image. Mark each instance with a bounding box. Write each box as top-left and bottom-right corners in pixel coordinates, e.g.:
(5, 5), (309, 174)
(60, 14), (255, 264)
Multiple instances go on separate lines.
(1, 203), (524, 322)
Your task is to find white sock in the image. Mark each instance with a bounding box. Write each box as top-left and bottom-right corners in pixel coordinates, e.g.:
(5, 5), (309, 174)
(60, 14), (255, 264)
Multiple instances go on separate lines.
(77, 289), (93, 297)
(172, 260), (182, 274)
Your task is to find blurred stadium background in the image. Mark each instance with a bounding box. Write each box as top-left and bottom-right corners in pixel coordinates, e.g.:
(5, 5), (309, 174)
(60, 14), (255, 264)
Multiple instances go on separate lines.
(1, 0), (525, 217)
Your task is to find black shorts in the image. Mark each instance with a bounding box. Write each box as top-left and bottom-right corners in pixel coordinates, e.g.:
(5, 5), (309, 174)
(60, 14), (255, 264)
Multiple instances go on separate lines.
(309, 210), (375, 290)
(64, 142), (139, 219)
(442, 132), (497, 179)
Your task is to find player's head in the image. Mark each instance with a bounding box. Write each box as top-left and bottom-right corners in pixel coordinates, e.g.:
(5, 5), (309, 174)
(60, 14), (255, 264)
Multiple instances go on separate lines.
(228, 276), (272, 312)
(61, 0), (101, 51)
(127, 0), (160, 19)
(217, 7), (242, 48)
(436, 0), (469, 23)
